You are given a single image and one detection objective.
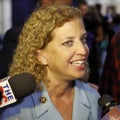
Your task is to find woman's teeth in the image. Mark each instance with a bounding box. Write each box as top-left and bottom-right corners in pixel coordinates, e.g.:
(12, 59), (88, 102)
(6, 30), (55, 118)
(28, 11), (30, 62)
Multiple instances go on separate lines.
(71, 60), (84, 66)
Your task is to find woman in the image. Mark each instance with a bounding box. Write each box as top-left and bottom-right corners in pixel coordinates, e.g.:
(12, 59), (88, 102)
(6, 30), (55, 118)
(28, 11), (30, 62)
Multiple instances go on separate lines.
(0, 4), (101, 120)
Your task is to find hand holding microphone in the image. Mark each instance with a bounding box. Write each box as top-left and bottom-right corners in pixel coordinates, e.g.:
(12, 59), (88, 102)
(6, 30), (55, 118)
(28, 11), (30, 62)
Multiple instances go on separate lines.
(0, 73), (36, 108)
(98, 94), (120, 120)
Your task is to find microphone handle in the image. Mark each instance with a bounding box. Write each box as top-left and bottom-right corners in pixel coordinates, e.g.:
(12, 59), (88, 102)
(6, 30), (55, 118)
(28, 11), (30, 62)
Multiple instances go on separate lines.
(101, 105), (120, 120)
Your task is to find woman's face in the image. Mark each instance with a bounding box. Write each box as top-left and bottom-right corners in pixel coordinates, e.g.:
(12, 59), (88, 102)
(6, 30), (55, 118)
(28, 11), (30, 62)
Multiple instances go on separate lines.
(38, 18), (89, 81)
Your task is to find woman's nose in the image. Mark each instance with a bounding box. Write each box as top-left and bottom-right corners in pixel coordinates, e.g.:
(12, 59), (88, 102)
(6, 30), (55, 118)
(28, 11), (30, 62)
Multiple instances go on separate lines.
(75, 42), (89, 56)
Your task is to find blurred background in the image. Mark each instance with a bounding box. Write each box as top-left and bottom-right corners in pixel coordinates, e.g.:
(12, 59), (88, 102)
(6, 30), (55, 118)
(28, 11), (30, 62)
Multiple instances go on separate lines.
(0, 0), (120, 36)
(0, 0), (38, 37)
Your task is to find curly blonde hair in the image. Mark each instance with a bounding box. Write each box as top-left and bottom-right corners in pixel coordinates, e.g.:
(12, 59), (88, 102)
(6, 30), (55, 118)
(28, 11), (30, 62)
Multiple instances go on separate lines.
(9, 4), (84, 86)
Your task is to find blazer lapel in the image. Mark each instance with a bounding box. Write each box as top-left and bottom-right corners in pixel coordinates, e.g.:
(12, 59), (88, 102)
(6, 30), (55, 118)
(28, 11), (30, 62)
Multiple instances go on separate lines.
(32, 91), (49, 118)
(73, 81), (91, 120)
(32, 90), (63, 120)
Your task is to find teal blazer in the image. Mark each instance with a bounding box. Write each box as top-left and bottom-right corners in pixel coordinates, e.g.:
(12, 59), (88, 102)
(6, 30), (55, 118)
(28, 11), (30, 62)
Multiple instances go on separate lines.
(0, 80), (101, 120)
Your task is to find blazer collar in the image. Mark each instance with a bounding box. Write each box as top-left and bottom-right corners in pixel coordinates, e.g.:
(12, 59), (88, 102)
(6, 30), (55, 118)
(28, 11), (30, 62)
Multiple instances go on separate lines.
(32, 80), (91, 119)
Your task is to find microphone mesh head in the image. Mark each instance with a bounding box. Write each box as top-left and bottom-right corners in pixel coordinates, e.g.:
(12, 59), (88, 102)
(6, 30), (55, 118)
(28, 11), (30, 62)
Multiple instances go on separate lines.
(9, 73), (36, 99)
(98, 94), (117, 114)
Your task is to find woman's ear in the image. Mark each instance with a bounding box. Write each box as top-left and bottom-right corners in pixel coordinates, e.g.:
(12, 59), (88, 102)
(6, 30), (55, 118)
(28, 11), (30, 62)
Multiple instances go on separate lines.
(36, 50), (48, 65)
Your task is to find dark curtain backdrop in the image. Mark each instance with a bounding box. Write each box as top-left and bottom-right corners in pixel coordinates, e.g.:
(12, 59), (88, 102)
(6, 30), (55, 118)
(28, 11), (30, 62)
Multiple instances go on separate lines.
(11, 0), (78, 26)
(12, 0), (38, 26)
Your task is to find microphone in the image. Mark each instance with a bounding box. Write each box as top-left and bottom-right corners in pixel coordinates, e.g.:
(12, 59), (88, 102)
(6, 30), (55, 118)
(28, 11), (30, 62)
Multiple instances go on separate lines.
(0, 73), (36, 108)
(98, 94), (120, 120)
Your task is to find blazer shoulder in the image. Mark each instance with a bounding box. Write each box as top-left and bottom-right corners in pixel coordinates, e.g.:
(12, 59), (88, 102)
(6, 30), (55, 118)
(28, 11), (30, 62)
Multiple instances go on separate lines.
(76, 80), (100, 98)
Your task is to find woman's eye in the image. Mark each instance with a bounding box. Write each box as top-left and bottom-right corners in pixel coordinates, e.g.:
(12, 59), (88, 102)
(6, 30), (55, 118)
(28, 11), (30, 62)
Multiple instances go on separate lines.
(62, 40), (73, 47)
(82, 38), (87, 44)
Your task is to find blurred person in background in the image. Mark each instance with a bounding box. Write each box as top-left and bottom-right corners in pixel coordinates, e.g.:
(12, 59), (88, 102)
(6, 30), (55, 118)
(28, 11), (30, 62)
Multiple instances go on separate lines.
(99, 30), (120, 104)
(77, 0), (89, 16)
(112, 15), (120, 33)
(95, 3), (103, 21)
(0, 24), (23, 78)
(78, 1), (104, 89)
(0, 0), (39, 79)
(106, 6), (116, 24)
(95, 3), (109, 78)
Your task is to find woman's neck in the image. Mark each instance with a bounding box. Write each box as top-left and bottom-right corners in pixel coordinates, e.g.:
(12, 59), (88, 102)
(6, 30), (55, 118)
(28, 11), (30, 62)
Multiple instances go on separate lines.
(44, 78), (74, 99)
